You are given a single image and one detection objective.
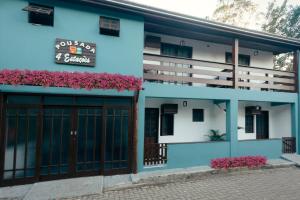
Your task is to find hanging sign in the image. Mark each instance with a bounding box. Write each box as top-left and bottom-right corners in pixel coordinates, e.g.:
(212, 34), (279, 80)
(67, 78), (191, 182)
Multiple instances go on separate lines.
(55, 38), (96, 67)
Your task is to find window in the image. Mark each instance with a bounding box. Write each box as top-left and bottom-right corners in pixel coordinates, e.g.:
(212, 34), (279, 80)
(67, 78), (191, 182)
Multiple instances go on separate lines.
(245, 107), (254, 133)
(160, 114), (174, 136)
(161, 43), (192, 58)
(161, 43), (193, 85)
(145, 35), (161, 49)
(225, 52), (250, 66)
(99, 16), (120, 37)
(24, 3), (54, 26)
(193, 109), (204, 122)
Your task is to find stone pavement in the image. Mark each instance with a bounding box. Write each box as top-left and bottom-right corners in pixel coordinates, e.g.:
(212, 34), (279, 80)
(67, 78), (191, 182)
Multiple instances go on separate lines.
(62, 167), (300, 200)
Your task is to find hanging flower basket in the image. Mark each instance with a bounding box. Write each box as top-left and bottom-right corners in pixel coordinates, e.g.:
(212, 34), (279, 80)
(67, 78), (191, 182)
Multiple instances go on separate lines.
(0, 69), (142, 91)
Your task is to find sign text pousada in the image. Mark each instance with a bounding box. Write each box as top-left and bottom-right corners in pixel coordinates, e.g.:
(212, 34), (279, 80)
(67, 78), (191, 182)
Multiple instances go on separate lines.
(55, 38), (96, 67)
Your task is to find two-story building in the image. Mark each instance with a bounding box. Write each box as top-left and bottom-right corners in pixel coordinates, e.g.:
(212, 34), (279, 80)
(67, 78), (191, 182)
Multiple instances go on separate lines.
(0, 0), (300, 186)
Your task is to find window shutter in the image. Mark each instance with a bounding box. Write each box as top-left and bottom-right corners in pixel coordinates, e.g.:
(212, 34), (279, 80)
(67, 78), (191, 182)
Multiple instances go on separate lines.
(100, 16), (120, 37)
(23, 3), (54, 26)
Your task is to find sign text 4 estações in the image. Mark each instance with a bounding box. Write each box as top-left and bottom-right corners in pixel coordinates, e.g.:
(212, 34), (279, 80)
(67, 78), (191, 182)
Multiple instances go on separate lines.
(55, 38), (96, 67)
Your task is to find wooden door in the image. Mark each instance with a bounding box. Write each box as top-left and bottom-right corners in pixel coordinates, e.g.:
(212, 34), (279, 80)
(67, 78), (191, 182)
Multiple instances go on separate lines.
(0, 95), (134, 186)
(256, 111), (269, 139)
(40, 107), (73, 180)
(73, 107), (103, 176)
(103, 106), (132, 175)
(144, 108), (159, 144)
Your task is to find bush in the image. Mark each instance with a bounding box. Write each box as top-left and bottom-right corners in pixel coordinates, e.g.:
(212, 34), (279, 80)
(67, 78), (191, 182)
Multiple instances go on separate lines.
(210, 156), (267, 169)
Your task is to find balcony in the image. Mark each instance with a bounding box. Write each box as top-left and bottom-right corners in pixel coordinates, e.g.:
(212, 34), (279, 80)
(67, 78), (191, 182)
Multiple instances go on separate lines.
(143, 53), (296, 92)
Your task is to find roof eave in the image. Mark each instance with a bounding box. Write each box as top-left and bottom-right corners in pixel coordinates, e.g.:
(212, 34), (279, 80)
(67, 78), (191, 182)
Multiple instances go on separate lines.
(79, 0), (300, 50)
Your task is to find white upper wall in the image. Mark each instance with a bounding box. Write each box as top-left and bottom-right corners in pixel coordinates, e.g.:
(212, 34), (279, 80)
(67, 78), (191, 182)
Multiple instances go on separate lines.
(144, 32), (274, 69)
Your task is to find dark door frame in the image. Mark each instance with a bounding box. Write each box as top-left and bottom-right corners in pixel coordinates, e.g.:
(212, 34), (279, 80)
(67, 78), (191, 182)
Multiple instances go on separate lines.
(0, 93), (135, 186)
(144, 108), (159, 144)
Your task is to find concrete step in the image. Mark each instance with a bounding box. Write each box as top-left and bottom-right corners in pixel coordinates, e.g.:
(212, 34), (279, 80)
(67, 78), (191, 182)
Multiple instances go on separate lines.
(281, 154), (300, 166)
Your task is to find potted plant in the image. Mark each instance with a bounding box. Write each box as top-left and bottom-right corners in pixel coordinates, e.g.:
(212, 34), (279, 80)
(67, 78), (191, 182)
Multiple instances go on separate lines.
(207, 129), (226, 141)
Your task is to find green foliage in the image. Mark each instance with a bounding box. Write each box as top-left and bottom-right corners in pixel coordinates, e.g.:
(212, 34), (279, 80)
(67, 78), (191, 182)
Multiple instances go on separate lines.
(263, 0), (300, 71)
(207, 129), (226, 141)
(212, 0), (263, 28)
(263, 0), (300, 38)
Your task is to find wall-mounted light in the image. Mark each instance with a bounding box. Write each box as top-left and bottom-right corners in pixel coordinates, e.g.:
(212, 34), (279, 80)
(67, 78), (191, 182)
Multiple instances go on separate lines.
(254, 50), (259, 56)
(246, 105), (262, 115)
(183, 101), (188, 107)
(180, 40), (185, 46)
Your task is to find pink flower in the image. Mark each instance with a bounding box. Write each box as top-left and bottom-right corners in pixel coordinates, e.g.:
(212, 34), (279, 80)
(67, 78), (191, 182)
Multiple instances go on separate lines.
(0, 69), (142, 91)
(211, 156), (267, 169)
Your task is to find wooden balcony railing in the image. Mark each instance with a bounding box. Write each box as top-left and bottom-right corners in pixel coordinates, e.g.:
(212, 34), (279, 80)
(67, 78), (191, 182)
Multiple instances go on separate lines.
(237, 65), (296, 92)
(144, 143), (167, 166)
(143, 54), (296, 92)
(144, 54), (233, 87)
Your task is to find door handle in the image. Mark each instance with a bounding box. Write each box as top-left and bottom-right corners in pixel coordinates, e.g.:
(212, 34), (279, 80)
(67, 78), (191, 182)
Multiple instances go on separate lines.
(70, 131), (73, 135)
(74, 131), (77, 136)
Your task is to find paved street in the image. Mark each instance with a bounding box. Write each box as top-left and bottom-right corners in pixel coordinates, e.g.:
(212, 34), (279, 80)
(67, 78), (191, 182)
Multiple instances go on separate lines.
(63, 167), (300, 200)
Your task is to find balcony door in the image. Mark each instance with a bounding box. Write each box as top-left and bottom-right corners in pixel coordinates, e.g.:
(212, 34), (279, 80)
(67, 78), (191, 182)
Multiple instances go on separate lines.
(161, 43), (193, 85)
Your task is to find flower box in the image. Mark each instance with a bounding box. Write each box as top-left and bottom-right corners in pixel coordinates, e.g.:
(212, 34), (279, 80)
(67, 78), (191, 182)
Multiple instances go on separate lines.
(0, 69), (142, 91)
(211, 156), (267, 169)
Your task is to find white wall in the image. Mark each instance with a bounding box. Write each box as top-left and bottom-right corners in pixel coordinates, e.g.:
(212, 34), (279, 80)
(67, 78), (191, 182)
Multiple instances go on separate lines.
(144, 32), (274, 69)
(146, 98), (226, 143)
(145, 98), (292, 143)
(238, 102), (292, 140)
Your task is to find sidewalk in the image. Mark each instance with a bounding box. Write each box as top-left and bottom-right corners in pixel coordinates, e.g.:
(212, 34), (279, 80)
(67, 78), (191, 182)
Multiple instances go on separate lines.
(0, 159), (294, 200)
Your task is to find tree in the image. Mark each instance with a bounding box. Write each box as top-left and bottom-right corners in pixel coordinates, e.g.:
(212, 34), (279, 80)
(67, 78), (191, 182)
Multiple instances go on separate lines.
(263, 0), (300, 71)
(212, 0), (263, 29)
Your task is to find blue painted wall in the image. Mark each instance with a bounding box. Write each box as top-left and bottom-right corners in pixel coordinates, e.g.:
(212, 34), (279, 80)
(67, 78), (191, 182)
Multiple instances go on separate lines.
(166, 142), (230, 168)
(1, 0), (299, 173)
(298, 51), (300, 153)
(237, 139), (282, 159)
(137, 82), (298, 172)
(0, 0), (144, 77)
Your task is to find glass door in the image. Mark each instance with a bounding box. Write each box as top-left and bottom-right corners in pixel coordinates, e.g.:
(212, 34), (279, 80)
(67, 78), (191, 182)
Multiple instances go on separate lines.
(40, 107), (73, 179)
(74, 107), (103, 175)
(1, 95), (134, 186)
(3, 107), (39, 182)
(104, 107), (131, 174)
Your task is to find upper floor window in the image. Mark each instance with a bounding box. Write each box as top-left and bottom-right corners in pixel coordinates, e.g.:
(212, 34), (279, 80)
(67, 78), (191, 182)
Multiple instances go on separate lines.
(23, 3), (54, 26)
(226, 52), (250, 66)
(161, 43), (192, 59)
(99, 16), (120, 37)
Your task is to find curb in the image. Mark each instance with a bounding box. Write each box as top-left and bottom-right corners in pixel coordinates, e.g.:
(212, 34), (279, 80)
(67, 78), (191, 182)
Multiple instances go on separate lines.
(104, 163), (296, 192)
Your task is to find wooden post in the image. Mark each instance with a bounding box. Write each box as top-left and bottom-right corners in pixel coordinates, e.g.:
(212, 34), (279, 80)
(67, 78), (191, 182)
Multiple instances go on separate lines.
(132, 91), (139, 174)
(294, 50), (299, 93)
(0, 94), (4, 183)
(232, 39), (239, 89)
